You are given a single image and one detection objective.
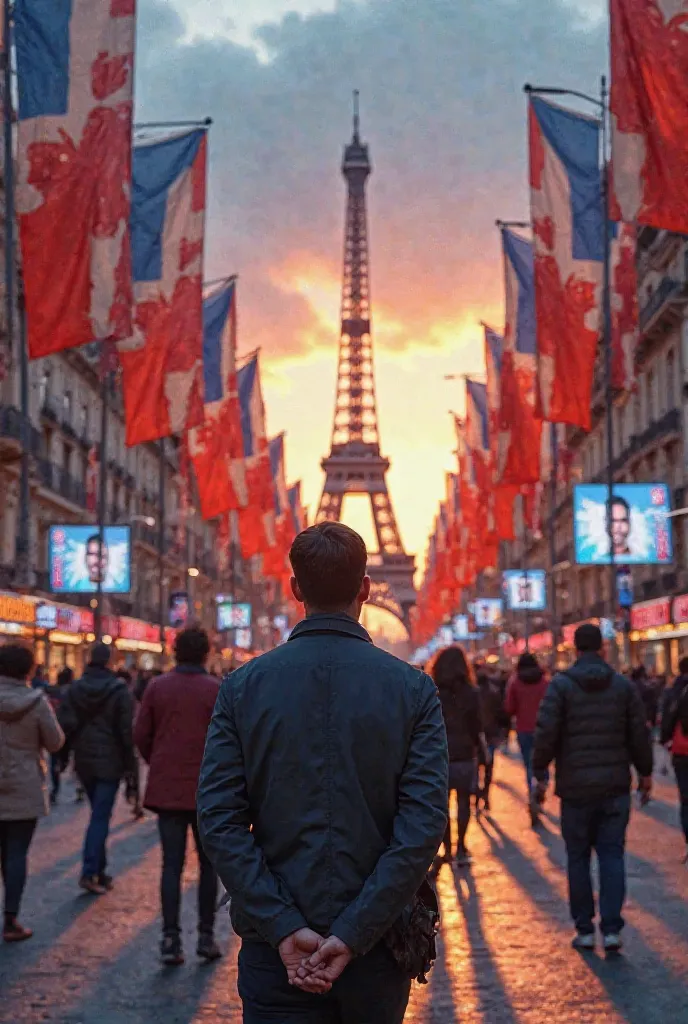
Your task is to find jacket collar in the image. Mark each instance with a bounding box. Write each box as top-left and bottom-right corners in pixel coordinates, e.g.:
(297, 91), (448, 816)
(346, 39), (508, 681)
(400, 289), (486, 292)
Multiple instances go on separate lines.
(288, 613), (373, 644)
(174, 664), (209, 675)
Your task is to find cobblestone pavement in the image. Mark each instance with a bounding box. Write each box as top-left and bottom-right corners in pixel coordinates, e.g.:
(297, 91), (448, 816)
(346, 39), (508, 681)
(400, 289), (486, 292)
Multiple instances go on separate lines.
(1, 751), (687, 1023)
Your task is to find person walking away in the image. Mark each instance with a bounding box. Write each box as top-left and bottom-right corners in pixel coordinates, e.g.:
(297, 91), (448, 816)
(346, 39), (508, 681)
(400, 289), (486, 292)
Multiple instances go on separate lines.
(430, 647), (485, 865)
(0, 644), (64, 941)
(30, 664), (49, 693)
(477, 668), (505, 813)
(58, 643), (136, 895)
(505, 653), (549, 823)
(48, 667), (73, 805)
(532, 624), (653, 952)
(198, 523), (448, 1021)
(134, 626), (222, 966)
(660, 657), (688, 862)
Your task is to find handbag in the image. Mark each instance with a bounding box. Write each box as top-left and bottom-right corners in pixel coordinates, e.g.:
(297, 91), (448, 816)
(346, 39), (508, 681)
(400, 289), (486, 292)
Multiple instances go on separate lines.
(383, 876), (440, 984)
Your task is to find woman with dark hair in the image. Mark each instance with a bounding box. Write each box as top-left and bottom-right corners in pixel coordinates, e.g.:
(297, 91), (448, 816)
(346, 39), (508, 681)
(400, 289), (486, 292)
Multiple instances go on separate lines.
(429, 645), (486, 866)
(0, 644), (64, 941)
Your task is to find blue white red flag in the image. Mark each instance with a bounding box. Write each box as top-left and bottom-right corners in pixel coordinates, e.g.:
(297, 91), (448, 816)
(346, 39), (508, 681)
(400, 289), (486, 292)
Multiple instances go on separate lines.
(15, 0), (136, 359)
(611, 0), (688, 234)
(237, 353), (276, 558)
(610, 222), (639, 393)
(483, 324), (517, 541)
(119, 127), (207, 446)
(465, 379), (491, 495)
(498, 228), (542, 486)
(288, 482), (307, 534)
(188, 279), (247, 519)
(529, 96), (603, 431)
(269, 434), (291, 521)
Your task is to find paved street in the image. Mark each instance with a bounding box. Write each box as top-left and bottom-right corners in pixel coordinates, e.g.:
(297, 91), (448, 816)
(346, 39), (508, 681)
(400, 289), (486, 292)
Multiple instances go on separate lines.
(1, 751), (687, 1024)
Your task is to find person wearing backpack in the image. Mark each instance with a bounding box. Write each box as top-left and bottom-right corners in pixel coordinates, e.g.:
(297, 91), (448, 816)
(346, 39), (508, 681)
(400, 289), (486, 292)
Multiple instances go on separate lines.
(532, 624), (653, 953)
(0, 644), (64, 941)
(660, 657), (688, 862)
(58, 643), (136, 894)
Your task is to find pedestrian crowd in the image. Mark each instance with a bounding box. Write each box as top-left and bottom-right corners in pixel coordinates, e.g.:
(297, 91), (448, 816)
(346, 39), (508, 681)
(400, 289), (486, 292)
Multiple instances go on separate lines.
(0, 521), (685, 1022)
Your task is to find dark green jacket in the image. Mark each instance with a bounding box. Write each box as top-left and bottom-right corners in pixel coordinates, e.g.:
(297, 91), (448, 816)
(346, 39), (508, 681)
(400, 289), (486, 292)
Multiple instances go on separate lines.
(532, 653), (653, 801)
(197, 613), (448, 956)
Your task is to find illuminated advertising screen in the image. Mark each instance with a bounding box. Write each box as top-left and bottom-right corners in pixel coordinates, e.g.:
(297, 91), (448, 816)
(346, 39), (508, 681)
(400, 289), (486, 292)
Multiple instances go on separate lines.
(234, 628), (252, 650)
(503, 570), (547, 611)
(573, 484), (672, 565)
(48, 526), (131, 594)
(169, 592), (190, 629)
(452, 614), (470, 641)
(217, 601), (252, 631)
(469, 598), (503, 629)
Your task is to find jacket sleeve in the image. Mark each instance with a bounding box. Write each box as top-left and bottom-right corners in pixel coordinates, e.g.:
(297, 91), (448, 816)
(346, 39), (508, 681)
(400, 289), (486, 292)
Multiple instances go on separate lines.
(626, 681), (654, 777)
(328, 674), (448, 957)
(38, 696), (65, 754)
(532, 676), (564, 781)
(133, 683), (155, 764)
(57, 688), (78, 741)
(469, 688), (483, 746)
(115, 688), (137, 775)
(197, 680), (309, 948)
(504, 677), (517, 717)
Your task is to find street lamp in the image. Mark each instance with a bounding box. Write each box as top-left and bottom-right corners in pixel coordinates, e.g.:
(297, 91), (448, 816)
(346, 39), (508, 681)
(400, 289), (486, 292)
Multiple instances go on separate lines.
(130, 514), (156, 528)
(188, 567), (200, 578)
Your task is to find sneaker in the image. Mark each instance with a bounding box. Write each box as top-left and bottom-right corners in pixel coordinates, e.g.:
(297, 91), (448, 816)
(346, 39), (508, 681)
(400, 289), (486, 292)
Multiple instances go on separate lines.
(197, 934), (222, 961)
(572, 933), (596, 951)
(98, 874), (114, 892)
(161, 934), (184, 966)
(79, 875), (107, 896)
(604, 934), (623, 953)
(3, 920), (33, 943)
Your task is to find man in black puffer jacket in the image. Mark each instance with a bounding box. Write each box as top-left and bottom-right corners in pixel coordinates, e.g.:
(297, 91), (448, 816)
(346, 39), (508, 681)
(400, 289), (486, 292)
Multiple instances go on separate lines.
(59, 643), (136, 895)
(532, 623), (652, 953)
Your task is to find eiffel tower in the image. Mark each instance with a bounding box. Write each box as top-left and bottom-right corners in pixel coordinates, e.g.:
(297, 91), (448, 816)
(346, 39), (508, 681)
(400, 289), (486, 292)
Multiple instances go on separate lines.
(316, 94), (415, 629)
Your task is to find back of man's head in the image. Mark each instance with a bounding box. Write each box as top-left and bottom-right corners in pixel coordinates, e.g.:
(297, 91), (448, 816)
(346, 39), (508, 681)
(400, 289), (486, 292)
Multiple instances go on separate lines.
(90, 642), (111, 668)
(289, 523), (367, 613)
(175, 626), (210, 667)
(574, 623), (603, 655)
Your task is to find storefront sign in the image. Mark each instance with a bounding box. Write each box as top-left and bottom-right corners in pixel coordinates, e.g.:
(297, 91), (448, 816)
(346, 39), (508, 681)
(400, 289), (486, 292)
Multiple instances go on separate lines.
(35, 603), (58, 630)
(119, 617), (160, 645)
(502, 631), (553, 658)
(0, 592), (35, 626)
(630, 598), (671, 631)
(673, 594), (688, 624)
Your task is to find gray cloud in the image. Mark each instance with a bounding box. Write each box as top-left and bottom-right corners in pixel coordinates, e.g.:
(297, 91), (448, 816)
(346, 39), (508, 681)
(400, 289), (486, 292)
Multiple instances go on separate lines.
(135, 0), (606, 358)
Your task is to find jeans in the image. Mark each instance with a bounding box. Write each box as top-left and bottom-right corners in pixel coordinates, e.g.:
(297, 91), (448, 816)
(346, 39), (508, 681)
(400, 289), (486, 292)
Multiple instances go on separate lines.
(561, 793), (631, 936)
(50, 755), (61, 800)
(0, 819), (37, 916)
(157, 810), (218, 937)
(443, 759), (476, 857)
(82, 779), (119, 878)
(238, 939), (411, 1023)
(673, 756), (688, 844)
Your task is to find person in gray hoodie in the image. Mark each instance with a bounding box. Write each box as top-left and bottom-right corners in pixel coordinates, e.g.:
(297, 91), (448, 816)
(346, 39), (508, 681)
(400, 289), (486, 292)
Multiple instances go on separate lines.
(58, 643), (136, 895)
(0, 643), (64, 942)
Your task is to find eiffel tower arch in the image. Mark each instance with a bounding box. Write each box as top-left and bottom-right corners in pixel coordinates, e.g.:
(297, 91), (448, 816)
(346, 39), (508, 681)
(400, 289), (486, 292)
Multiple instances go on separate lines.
(316, 95), (415, 631)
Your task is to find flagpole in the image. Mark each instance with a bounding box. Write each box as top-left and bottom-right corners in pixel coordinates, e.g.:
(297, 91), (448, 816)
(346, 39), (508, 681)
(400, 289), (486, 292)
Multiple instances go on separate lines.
(549, 428), (560, 668)
(521, 493), (530, 651)
(134, 117), (213, 130)
(158, 438), (166, 651)
(94, 373), (110, 641)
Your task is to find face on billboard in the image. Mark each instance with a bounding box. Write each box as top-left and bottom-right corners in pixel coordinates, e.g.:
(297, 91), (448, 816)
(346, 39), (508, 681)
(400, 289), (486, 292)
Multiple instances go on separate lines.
(469, 599), (503, 628)
(49, 526), (131, 594)
(503, 570), (547, 611)
(169, 592), (189, 628)
(217, 602), (252, 631)
(574, 484), (672, 565)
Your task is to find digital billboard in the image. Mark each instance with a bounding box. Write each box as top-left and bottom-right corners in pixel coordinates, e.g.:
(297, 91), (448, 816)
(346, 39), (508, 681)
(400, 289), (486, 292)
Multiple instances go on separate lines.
(469, 598), (503, 629)
(452, 614), (470, 641)
(217, 601), (252, 631)
(503, 570), (547, 611)
(49, 526), (131, 594)
(573, 484), (672, 565)
(169, 592), (190, 629)
(234, 628), (252, 650)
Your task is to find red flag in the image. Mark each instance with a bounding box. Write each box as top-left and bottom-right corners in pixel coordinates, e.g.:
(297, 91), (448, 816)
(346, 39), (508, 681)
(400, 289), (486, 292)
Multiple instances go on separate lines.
(610, 0), (688, 233)
(610, 222), (639, 392)
(484, 325), (517, 541)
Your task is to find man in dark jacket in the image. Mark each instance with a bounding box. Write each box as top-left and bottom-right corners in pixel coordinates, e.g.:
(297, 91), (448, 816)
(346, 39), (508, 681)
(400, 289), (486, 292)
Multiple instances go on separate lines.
(532, 624), (653, 952)
(198, 523), (448, 1021)
(58, 643), (136, 894)
(134, 626), (221, 966)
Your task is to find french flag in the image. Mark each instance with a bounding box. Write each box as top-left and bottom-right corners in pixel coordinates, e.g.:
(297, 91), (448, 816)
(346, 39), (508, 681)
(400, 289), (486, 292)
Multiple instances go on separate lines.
(498, 228), (542, 486)
(484, 324), (517, 541)
(119, 127), (207, 446)
(188, 279), (247, 519)
(288, 482), (306, 534)
(529, 96), (603, 431)
(14, 0), (136, 359)
(237, 353), (276, 559)
(465, 379), (491, 495)
(610, 222), (639, 393)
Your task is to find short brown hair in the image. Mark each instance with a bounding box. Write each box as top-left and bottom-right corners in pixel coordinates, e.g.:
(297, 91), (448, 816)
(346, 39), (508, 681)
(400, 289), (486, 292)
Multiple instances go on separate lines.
(289, 522), (367, 611)
(0, 643), (34, 680)
(174, 625), (210, 665)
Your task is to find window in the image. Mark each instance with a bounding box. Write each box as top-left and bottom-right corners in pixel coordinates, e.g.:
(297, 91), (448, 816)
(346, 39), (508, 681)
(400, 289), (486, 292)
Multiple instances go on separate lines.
(81, 403), (89, 438)
(39, 370), (51, 407)
(63, 390), (72, 423)
(647, 369), (656, 422)
(666, 348), (676, 410)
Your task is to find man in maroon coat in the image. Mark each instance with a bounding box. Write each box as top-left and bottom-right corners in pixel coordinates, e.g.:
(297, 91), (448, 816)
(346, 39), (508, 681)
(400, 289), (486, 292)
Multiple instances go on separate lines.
(134, 626), (221, 966)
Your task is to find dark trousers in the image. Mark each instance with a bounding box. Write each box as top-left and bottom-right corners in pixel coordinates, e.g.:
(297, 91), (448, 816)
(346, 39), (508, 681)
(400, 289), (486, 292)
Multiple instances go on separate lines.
(50, 755), (61, 800)
(238, 939), (411, 1023)
(561, 794), (631, 936)
(157, 810), (218, 937)
(673, 756), (688, 844)
(444, 759), (476, 857)
(0, 819), (37, 917)
(82, 779), (119, 878)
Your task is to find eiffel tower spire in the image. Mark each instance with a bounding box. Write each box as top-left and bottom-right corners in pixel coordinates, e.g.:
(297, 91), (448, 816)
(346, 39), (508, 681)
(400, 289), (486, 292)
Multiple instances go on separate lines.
(316, 95), (415, 628)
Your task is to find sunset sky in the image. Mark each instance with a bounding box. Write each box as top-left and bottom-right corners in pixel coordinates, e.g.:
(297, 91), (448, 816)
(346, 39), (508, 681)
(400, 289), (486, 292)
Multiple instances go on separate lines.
(137, 0), (607, 568)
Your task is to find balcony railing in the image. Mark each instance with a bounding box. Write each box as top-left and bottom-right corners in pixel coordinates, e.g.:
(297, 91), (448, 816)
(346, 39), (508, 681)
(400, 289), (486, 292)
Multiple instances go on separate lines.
(36, 459), (86, 507)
